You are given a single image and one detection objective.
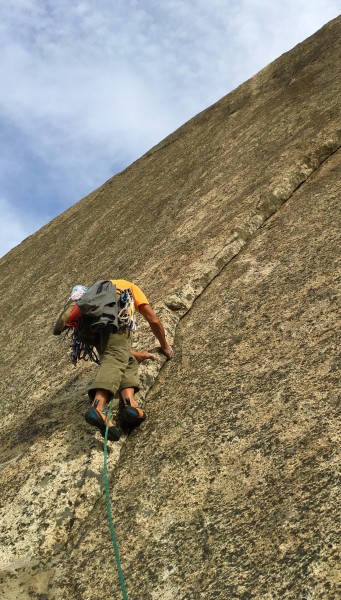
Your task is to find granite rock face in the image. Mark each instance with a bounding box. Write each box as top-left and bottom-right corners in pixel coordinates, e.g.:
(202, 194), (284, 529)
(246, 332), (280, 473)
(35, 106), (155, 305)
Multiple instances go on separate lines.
(0, 16), (340, 600)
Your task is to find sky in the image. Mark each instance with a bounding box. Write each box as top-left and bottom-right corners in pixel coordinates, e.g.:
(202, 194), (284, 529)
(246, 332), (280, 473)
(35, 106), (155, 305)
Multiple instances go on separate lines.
(0, 1), (339, 258)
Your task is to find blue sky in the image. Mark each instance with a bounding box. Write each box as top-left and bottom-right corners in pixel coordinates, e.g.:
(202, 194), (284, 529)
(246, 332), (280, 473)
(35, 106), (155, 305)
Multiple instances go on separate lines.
(0, 0), (340, 257)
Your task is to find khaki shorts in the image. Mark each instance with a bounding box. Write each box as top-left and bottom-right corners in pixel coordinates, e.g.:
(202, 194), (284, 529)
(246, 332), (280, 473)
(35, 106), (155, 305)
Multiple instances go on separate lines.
(88, 329), (140, 399)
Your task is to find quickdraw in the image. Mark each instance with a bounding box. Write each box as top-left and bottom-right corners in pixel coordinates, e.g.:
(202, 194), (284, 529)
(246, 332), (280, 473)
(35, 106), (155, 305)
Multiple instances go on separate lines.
(117, 288), (136, 332)
(69, 328), (99, 365)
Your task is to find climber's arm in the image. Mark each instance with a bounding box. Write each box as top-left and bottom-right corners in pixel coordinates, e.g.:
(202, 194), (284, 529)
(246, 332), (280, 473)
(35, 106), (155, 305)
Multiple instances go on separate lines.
(53, 302), (81, 335)
(138, 304), (173, 359)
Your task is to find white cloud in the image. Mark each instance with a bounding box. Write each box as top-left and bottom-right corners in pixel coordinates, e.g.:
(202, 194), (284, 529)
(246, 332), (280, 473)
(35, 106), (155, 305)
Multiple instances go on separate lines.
(0, 0), (340, 257)
(0, 196), (38, 257)
(1, 1), (339, 150)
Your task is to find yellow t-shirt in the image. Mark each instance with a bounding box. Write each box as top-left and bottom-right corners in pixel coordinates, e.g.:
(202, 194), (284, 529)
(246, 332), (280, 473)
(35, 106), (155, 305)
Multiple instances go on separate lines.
(111, 279), (149, 312)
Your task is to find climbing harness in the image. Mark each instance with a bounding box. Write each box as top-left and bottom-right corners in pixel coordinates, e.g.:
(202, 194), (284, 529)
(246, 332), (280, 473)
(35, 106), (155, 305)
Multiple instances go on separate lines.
(103, 399), (129, 600)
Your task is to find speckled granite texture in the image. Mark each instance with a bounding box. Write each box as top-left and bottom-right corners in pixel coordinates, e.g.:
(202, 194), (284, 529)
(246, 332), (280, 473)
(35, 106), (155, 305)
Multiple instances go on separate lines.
(0, 16), (340, 600)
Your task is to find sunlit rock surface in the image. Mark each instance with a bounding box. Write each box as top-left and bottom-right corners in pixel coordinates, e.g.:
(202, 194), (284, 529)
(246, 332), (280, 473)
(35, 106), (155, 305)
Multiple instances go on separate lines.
(0, 16), (340, 600)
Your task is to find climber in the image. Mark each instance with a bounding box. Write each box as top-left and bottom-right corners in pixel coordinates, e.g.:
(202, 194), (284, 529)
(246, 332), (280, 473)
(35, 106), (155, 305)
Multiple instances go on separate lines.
(53, 280), (173, 441)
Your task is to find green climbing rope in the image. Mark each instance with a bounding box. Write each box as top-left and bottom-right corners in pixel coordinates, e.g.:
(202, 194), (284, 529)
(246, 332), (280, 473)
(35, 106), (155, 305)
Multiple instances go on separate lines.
(104, 399), (129, 600)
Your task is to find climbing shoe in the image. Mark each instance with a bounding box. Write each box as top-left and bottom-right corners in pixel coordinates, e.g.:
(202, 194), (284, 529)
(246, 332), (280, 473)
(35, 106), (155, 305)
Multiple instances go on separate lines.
(120, 406), (146, 428)
(84, 406), (120, 441)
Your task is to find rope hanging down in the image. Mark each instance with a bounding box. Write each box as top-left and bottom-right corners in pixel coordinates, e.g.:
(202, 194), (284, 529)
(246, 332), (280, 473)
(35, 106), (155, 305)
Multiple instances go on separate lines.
(104, 399), (129, 600)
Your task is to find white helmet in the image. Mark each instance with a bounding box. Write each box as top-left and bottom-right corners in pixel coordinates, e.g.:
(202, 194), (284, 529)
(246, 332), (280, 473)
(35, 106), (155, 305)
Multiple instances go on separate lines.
(69, 284), (88, 301)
